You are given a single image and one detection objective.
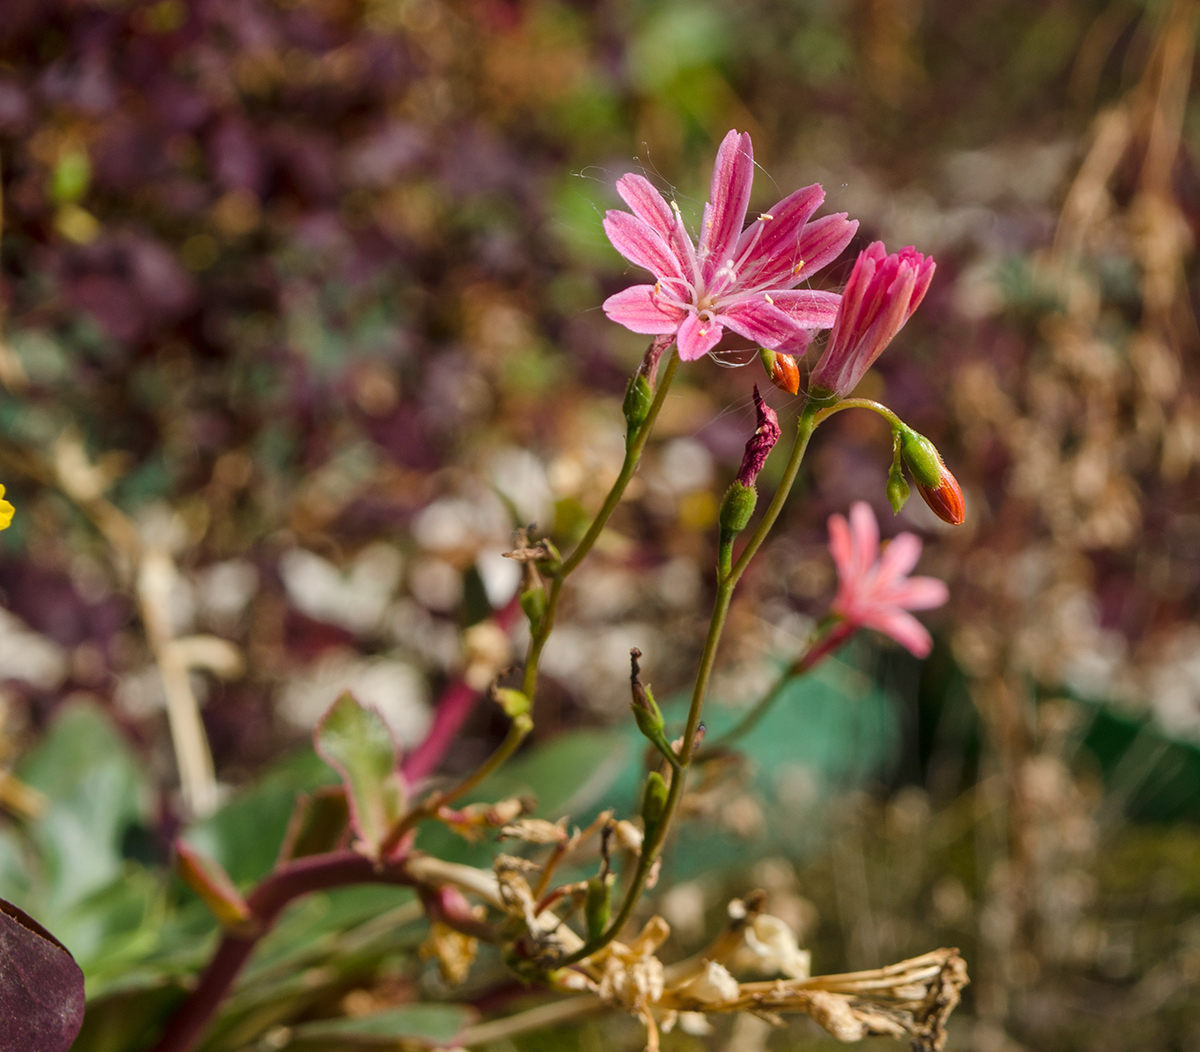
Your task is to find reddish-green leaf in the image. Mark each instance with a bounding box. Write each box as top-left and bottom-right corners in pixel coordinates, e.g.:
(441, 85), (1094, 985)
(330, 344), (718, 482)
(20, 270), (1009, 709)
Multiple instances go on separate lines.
(314, 692), (405, 858)
(277, 785), (351, 863)
(175, 840), (254, 932)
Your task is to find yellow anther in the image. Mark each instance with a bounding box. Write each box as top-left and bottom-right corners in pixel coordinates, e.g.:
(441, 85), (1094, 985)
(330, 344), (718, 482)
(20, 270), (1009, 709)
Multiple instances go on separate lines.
(764, 293), (774, 305)
(759, 213), (774, 221)
(792, 259), (806, 274)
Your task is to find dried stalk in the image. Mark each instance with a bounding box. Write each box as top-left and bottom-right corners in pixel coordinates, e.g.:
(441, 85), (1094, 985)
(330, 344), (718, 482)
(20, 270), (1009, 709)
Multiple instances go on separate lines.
(658, 949), (968, 1052)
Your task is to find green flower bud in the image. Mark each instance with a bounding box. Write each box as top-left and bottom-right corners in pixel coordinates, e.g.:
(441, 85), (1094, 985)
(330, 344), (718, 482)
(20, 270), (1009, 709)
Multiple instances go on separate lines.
(631, 687), (664, 741)
(900, 428), (965, 524)
(493, 688), (531, 719)
(886, 463), (911, 514)
(642, 771), (668, 832)
(898, 429), (944, 489)
(718, 481), (757, 535)
(535, 538), (562, 575)
(623, 374), (653, 431)
(886, 432), (910, 515)
(519, 586), (547, 630)
(629, 647), (665, 741)
(585, 875), (611, 942)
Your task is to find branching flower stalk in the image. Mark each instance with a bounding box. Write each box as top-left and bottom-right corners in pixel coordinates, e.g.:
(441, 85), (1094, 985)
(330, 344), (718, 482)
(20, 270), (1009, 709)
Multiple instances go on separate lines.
(558, 398), (824, 965)
(141, 131), (971, 1052)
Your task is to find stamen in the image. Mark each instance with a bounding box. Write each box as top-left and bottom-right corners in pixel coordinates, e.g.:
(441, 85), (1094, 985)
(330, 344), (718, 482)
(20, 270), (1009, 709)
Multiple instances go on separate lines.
(792, 258), (806, 275)
(759, 213), (773, 221)
(764, 293), (774, 305)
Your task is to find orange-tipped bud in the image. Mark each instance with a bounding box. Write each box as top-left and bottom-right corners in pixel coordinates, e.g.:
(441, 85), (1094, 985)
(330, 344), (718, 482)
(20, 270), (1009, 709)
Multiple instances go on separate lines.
(915, 473), (965, 525)
(759, 348), (800, 396)
(899, 429), (965, 525)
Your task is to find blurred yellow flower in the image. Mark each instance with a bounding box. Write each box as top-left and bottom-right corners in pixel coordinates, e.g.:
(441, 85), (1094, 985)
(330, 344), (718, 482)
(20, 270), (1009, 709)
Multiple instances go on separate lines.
(0, 486), (14, 530)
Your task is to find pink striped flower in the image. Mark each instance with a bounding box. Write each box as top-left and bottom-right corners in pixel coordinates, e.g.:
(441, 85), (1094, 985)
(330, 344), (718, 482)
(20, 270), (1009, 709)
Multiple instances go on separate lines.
(828, 502), (948, 657)
(602, 130), (858, 362)
(808, 242), (935, 400)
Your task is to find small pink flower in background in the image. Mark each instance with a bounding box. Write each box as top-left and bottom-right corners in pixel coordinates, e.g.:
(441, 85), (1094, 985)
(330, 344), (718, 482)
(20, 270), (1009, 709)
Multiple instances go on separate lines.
(602, 130), (858, 362)
(808, 242), (935, 399)
(828, 501), (948, 657)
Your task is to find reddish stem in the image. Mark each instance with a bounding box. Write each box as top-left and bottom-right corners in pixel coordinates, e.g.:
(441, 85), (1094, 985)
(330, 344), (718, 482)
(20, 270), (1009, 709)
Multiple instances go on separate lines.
(149, 850), (416, 1052)
(401, 597), (520, 784)
(795, 620), (855, 673)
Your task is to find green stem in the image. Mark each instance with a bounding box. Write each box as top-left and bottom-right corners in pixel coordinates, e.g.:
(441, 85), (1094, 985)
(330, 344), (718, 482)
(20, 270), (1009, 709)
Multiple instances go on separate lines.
(383, 349), (678, 854)
(717, 532), (734, 582)
(812, 396), (904, 432)
(558, 399), (824, 966)
(521, 352), (679, 701)
(697, 616), (851, 758)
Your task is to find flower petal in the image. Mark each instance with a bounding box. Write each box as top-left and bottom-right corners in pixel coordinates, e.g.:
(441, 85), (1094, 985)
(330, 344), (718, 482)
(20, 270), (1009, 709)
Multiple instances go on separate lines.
(875, 532), (922, 584)
(827, 512), (853, 582)
(768, 289), (841, 330)
(676, 312), (725, 361)
(616, 173), (675, 237)
(876, 576), (949, 611)
(775, 328), (814, 356)
(735, 184), (824, 286)
(602, 285), (686, 334)
(697, 131), (754, 285)
(848, 501), (880, 583)
(857, 606), (933, 657)
(604, 211), (686, 283)
(809, 242), (888, 396)
(617, 174), (698, 281)
(790, 214), (859, 286)
(719, 298), (805, 349)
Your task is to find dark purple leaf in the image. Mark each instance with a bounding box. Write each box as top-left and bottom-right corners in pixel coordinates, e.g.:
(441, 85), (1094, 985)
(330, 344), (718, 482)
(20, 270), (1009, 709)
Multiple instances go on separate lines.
(0, 898), (85, 1052)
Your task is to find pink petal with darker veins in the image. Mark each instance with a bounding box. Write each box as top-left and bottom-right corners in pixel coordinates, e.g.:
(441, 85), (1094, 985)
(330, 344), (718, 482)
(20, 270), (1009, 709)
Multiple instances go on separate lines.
(720, 298), (806, 349)
(792, 214), (859, 285)
(616, 173), (676, 238)
(616, 173), (697, 278)
(735, 183), (825, 285)
(697, 130), (754, 284)
(768, 289), (842, 329)
(748, 213), (859, 292)
(676, 312), (725, 361)
(603, 211), (686, 282)
(602, 285), (686, 334)
(775, 328), (814, 355)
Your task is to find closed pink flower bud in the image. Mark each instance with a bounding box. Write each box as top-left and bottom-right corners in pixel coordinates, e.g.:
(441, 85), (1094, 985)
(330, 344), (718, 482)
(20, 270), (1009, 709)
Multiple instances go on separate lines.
(808, 242), (935, 400)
